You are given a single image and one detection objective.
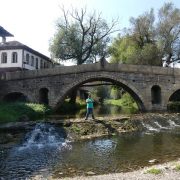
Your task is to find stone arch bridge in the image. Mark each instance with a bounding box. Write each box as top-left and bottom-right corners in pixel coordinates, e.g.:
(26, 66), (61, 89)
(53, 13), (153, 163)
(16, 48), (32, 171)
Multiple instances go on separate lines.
(0, 62), (180, 112)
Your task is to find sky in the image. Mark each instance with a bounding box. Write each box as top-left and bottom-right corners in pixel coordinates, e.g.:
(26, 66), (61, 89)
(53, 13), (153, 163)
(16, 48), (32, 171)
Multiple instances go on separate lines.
(0, 0), (179, 58)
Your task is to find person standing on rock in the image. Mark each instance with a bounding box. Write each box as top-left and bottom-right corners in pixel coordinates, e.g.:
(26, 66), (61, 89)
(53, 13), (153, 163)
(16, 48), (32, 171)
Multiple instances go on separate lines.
(85, 94), (95, 120)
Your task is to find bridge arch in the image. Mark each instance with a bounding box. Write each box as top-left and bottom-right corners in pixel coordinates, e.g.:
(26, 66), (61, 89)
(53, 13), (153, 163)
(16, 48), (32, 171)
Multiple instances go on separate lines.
(3, 92), (28, 102)
(169, 89), (180, 102)
(54, 73), (146, 111)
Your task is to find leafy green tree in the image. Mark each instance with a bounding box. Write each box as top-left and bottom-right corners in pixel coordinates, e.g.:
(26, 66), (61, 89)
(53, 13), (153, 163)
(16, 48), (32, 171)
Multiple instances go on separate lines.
(109, 35), (138, 64)
(50, 7), (118, 65)
(109, 35), (161, 65)
(109, 9), (161, 66)
(157, 2), (180, 63)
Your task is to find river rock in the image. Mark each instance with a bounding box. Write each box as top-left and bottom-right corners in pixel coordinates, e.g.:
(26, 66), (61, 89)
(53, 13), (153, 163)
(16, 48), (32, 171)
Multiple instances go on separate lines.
(148, 159), (158, 163)
(86, 171), (96, 175)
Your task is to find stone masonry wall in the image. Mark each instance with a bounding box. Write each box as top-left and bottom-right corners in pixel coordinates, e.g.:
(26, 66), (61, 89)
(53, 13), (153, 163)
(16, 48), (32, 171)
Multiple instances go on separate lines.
(1, 62), (180, 112)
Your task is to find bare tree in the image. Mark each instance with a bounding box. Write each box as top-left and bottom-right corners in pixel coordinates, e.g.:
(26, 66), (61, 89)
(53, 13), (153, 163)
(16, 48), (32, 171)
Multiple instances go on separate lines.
(50, 7), (118, 65)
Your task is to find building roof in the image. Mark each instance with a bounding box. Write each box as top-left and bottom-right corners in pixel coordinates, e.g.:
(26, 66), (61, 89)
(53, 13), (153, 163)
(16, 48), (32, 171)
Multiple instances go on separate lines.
(0, 26), (14, 37)
(0, 40), (51, 61)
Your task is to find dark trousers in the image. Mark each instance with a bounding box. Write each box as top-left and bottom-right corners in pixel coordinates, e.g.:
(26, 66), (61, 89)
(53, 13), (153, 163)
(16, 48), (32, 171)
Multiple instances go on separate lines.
(85, 108), (95, 119)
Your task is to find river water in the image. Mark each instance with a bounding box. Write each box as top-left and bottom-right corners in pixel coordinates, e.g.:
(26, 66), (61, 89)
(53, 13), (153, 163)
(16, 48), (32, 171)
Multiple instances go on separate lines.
(0, 118), (180, 179)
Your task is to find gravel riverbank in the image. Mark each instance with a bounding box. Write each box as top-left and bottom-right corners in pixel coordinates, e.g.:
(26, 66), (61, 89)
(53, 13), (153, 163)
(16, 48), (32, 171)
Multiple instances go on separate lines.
(30, 159), (180, 180)
(54, 159), (180, 180)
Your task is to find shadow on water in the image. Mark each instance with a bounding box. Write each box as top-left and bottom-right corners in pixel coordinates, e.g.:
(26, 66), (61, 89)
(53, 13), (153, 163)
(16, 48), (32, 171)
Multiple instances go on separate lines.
(0, 123), (72, 180)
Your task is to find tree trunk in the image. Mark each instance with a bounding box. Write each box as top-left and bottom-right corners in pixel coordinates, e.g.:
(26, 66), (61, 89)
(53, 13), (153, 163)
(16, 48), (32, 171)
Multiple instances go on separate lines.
(167, 52), (173, 64)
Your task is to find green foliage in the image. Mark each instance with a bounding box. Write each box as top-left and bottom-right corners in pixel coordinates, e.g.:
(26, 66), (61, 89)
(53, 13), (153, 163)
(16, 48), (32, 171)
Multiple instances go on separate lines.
(110, 87), (122, 99)
(146, 168), (162, 175)
(57, 98), (86, 114)
(110, 2), (180, 65)
(109, 35), (138, 64)
(109, 35), (161, 66)
(140, 44), (161, 65)
(175, 164), (180, 171)
(167, 102), (180, 112)
(129, 8), (155, 48)
(0, 102), (51, 124)
(109, 8), (161, 66)
(105, 93), (138, 114)
(70, 124), (81, 134)
(92, 85), (110, 102)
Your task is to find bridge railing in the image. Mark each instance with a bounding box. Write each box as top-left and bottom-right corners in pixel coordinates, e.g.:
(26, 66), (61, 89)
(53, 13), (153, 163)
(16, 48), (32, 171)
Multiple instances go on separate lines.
(4, 62), (180, 80)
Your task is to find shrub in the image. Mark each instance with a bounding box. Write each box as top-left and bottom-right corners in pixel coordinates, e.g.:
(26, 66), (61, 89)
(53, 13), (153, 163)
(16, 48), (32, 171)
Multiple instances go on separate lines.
(146, 168), (162, 175)
(167, 102), (180, 112)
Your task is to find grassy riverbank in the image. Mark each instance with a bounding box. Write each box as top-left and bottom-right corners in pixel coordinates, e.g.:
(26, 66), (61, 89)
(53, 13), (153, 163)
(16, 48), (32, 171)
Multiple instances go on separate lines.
(104, 93), (138, 114)
(0, 102), (51, 124)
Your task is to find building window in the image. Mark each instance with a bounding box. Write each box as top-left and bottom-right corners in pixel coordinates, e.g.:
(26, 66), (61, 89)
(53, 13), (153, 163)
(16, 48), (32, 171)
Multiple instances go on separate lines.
(31, 56), (34, 66)
(12, 52), (18, 63)
(36, 58), (38, 69)
(40, 59), (43, 68)
(1, 52), (7, 63)
(26, 54), (29, 64)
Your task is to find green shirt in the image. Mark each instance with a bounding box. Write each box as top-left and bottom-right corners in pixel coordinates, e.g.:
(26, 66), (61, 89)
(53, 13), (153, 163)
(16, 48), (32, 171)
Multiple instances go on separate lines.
(86, 98), (94, 108)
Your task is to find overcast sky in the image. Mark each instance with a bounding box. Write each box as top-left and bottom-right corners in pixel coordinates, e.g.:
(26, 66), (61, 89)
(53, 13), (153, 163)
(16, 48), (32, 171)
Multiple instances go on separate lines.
(0, 0), (179, 57)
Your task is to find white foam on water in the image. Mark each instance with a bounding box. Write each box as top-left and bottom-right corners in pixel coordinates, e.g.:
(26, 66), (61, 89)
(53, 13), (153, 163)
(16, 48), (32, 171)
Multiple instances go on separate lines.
(17, 123), (72, 151)
(141, 122), (160, 132)
(153, 121), (169, 130)
(168, 119), (180, 127)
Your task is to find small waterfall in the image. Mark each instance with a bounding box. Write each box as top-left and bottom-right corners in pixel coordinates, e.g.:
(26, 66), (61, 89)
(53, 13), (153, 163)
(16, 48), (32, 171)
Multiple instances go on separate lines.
(0, 123), (72, 179)
(141, 118), (180, 133)
(168, 120), (180, 127)
(154, 121), (169, 130)
(19, 123), (71, 150)
(141, 122), (160, 132)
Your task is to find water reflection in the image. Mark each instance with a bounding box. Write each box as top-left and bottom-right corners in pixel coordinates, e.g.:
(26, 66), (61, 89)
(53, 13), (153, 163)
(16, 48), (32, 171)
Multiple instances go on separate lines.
(1, 124), (180, 179)
(72, 104), (135, 119)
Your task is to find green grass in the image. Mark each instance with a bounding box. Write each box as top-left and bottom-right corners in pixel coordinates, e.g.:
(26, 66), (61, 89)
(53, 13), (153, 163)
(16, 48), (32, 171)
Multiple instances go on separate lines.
(146, 168), (162, 175)
(104, 93), (138, 114)
(70, 124), (81, 134)
(0, 102), (52, 124)
(175, 164), (180, 171)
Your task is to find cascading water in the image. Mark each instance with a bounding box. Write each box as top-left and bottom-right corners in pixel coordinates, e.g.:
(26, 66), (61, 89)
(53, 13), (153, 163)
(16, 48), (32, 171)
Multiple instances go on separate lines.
(141, 118), (180, 133)
(0, 123), (72, 179)
(20, 123), (71, 149)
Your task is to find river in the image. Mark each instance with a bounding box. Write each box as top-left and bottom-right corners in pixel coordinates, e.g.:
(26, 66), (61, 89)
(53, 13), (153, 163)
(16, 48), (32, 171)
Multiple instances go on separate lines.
(0, 117), (180, 179)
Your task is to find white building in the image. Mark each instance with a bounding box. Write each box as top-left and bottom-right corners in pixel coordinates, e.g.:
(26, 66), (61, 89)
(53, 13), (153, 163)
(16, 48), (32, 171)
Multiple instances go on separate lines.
(0, 41), (53, 71)
(0, 26), (53, 72)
